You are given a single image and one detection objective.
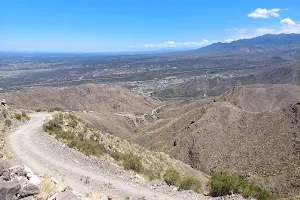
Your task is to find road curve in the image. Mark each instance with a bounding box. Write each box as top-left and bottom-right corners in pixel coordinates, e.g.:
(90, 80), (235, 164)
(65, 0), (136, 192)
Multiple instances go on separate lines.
(8, 112), (201, 200)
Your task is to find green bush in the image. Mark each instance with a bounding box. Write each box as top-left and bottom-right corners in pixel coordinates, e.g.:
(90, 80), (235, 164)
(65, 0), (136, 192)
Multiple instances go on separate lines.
(210, 172), (235, 196)
(179, 176), (202, 193)
(143, 168), (160, 181)
(163, 168), (181, 186)
(14, 113), (22, 120)
(111, 151), (144, 173)
(35, 108), (42, 112)
(111, 151), (123, 161)
(21, 111), (30, 120)
(122, 153), (143, 173)
(5, 119), (12, 127)
(68, 120), (78, 128)
(48, 107), (63, 112)
(210, 172), (272, 200)
(43, 114), (107, 157)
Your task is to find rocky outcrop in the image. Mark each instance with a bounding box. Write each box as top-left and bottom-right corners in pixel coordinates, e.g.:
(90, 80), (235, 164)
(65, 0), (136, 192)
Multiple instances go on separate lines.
(0, 161), (40, 200)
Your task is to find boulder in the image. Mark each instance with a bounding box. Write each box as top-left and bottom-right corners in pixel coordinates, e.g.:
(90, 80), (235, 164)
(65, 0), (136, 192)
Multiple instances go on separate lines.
(17, 176), (29, 187)
(0, 160), (10, 176)
(2, 170), (11, 181)
(10, 166), (27, 176)
(56, 191), (78, 200)
(28, 174), (41, 185)
(0, 180), (21, 200)
(19, 183), (40, 197)
(23, 165), (34, 178)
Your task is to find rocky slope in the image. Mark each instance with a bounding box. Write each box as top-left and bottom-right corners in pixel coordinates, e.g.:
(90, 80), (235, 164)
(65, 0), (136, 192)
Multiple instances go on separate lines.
(153, 61), (300, 99)
(133, 84), (300, 199)
(0, 84), (161, 138)
(197, 33), (300, 55)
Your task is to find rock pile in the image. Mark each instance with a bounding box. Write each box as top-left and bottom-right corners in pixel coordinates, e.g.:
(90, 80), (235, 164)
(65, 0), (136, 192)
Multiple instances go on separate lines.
(0, 161), (118, 200)
(0, 161), (40, 200)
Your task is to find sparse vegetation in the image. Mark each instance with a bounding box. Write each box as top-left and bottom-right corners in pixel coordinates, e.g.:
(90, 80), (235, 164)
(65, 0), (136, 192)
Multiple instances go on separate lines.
(163, 168), (181, 186)
(14, 113), (22, 120)
(179, 176), (202, 193)
(4, 149), (13, 159)
(88, 190), (102, 200)
(5, 119), (11, 127)
(122, 153), (143, 172)
(38, 173), (66, 199)
(21, 111), (30, 120)
(43, 114), (107, 157)
(210, 172), (272, 200)
(35, 108), (42, 112)
(84, 176), (91, 185)
(48, 107), (64, 112)
(42, 112), (208, 190)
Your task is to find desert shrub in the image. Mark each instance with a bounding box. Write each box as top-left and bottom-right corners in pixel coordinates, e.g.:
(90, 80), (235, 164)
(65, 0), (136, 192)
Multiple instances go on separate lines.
(111, 151), (143, 173)
(35, 108), (42, 112)
(163, 168), (181, 186)
(5, 119), (11, 127)
(48, 107), (63, 112)
(111, 151), (123, 161)
(142, 168), (160, 180)
(210, 172), (272, 200)
(21, 111), (30, 120)
(68, 120), (78, 128)
(210, 172), (235, 196)
(43, 114), (107, 157)
(43, 117), (63, 132)
(14, 113), (22, 120)
(179, 176), (202, 193)
(122, 153), (143, 173)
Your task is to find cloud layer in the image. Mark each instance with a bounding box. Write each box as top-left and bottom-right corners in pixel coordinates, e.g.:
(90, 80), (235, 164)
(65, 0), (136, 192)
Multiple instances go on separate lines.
(144, 39), (209, 48)
(248, 8), (281, 19)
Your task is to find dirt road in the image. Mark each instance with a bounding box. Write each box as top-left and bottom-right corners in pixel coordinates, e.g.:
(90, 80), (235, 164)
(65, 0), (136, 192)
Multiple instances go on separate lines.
(7, 112), (210, 200)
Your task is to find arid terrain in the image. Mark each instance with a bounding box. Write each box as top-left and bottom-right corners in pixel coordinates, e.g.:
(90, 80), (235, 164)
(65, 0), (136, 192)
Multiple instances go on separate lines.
(1, 33), (300, 200)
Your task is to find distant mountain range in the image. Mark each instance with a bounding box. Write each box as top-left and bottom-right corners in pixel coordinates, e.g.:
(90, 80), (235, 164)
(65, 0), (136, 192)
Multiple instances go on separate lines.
(197, 33), (300, 54)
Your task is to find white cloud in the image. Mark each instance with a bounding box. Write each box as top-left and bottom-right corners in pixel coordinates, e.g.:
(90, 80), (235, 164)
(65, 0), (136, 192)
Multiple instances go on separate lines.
(248, 8), (281, 19)
(280, 18), (296, 26)
(144, 39), (209, 48)
(279, 18), (300, 33)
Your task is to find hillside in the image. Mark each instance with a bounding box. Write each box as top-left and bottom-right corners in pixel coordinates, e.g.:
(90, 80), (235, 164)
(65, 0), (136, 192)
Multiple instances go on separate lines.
(133, 84), (300, 199)
(153, 61), (300, 99)
(0, 84), (161, 137)
(0, 104), (30, 158)
(197, 33), (300, 55)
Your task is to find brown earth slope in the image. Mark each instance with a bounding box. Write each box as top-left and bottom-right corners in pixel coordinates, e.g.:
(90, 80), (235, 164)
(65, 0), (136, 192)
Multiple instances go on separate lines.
(133, 84), (300, 199)
(0, 84), (161, 137)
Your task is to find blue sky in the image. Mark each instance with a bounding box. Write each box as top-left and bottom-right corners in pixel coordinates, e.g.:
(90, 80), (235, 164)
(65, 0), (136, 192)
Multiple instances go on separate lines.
(1, 0), (300, 52)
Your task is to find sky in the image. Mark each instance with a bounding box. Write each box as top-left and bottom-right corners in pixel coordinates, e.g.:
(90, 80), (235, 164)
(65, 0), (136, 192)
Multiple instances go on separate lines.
(1, 0), (300, 52)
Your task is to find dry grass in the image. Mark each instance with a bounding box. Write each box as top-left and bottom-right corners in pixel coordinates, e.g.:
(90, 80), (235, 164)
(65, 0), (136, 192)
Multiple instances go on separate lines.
(4, 149), (13, 159)
(85, 190), (102, 200)
(38, 172), (67, 199)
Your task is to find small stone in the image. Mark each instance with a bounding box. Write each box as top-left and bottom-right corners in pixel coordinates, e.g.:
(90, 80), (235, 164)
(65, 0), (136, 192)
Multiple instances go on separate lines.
(19, 183), (40, 197)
